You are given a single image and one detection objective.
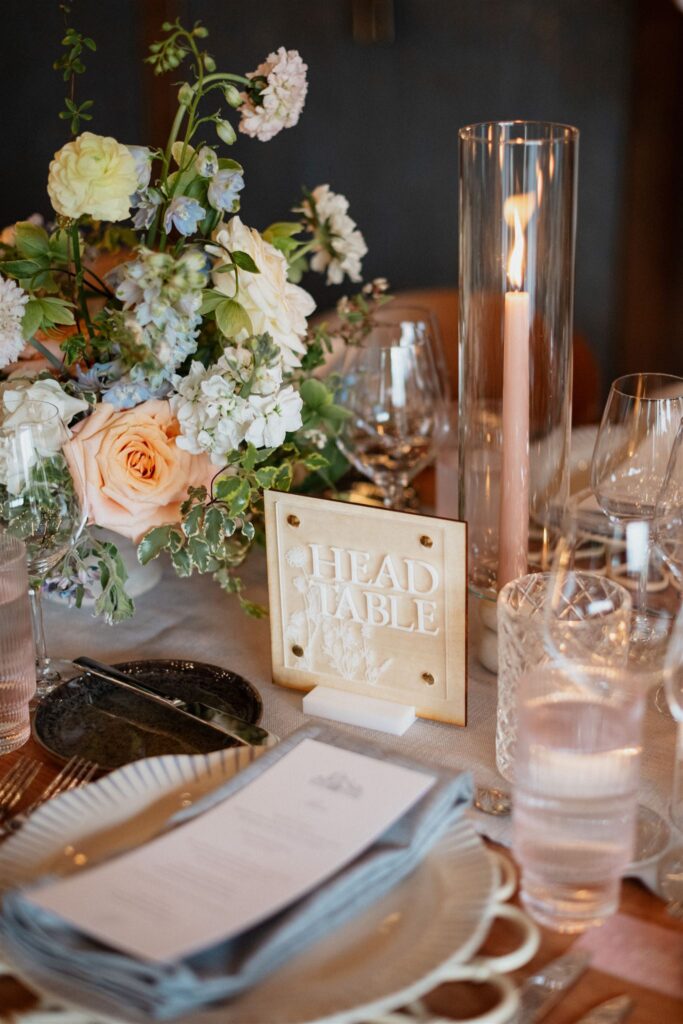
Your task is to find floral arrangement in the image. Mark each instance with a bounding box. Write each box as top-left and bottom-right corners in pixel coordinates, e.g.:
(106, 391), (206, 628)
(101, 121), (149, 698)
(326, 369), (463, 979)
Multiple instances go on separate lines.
(0, 11), (389, 621)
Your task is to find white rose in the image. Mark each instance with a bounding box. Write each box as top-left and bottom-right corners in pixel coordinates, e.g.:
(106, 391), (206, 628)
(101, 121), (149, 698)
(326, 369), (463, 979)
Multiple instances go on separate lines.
(208, 216), (315, 369)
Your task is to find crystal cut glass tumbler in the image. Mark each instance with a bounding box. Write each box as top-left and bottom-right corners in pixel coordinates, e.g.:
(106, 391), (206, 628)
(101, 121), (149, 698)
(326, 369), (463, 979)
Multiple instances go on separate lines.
(496, 571), (631, 781)
(513, 663), (644, 933)
(0, 534), (36, 753)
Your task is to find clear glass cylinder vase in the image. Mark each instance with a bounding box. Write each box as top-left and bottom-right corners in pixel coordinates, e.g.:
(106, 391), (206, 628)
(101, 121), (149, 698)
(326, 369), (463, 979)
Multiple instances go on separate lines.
(458, 121), (579, 603)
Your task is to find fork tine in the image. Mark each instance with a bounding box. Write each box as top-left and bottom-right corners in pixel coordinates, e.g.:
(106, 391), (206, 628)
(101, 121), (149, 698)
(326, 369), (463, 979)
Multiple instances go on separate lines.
(22, 756), (82, 815)
(0, 757), (30, 801)
(63, 759), (97, 793)
(0, 760), (40, 819)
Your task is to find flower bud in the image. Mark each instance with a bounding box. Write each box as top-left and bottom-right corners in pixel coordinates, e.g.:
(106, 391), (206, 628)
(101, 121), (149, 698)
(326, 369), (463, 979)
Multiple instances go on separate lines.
(216, 119), (236, 145)
(203, 54), (216, 72)
(177, 82), (194, 107)
(223, 83), (243, 109)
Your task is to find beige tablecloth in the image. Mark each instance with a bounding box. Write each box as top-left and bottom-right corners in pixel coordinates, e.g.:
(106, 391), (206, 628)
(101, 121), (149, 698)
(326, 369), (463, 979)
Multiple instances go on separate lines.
(43, 550), (680, 892)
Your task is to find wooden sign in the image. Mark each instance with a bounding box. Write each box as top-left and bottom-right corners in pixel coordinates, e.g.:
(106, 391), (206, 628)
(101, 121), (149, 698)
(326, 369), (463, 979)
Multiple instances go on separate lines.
(264, 492), (468, 725)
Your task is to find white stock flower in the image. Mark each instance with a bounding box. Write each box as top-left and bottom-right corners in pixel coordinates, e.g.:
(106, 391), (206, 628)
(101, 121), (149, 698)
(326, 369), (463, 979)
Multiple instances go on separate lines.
(208, 216), (315, 368)
(239, 48), (308, 142)
(304, 185), (367, 285)
(245, 384), (303, 448)
(0, 276), (28, 369)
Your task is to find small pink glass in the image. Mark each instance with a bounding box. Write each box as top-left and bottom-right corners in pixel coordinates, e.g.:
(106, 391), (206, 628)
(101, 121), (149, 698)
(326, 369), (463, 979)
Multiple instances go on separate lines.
(0, 534), (36, 753)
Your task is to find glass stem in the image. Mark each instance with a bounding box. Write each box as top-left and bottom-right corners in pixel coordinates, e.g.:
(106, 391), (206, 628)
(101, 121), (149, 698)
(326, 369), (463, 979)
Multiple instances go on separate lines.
(29, 584), (57, 690)
(673, 723), (683, 833)
(382, 477), (407, 511)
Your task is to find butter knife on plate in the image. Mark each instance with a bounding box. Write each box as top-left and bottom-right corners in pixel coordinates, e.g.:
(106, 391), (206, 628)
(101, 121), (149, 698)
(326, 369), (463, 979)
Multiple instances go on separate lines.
(572, 995), (634, 1024)
(518, 950), (592, 1023)
(72, 656), (278, 748)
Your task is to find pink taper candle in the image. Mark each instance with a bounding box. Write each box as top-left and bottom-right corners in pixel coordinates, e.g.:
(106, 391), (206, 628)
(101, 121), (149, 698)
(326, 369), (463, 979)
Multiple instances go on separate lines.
(498, 206), (530, 587)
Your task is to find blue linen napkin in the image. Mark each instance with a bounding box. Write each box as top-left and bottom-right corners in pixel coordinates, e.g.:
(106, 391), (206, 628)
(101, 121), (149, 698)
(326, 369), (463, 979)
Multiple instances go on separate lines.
(0, 722), (473, 1022)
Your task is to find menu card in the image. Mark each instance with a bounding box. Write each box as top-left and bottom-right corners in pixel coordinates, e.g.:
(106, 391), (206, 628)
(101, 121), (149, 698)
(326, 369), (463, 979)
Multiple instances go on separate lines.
(28, 739), (435, 963)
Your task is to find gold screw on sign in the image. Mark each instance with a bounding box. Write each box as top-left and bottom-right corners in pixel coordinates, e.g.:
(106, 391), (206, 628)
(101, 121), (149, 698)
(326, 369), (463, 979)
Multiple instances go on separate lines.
(292, 645), (304, 657)
(420, 535), (433, 548)
(287, 514), (300, 528)
(422, 672), (435, 686)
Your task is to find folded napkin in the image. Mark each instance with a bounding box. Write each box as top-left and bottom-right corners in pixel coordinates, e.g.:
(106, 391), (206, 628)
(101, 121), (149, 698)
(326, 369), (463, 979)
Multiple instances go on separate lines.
(0, 723), (473, 1022)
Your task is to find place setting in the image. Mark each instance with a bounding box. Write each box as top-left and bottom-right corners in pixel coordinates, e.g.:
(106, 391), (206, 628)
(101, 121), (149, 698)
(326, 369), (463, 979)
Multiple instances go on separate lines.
(1, 4), (683, 1024)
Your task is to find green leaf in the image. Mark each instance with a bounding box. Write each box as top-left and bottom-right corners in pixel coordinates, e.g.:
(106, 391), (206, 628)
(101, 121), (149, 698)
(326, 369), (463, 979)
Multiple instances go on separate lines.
(214, 475), (243, 504)
(199, 289), (225, 315)
(182, 503), (204, 537)
(299, 378), (332, 411)
(204, 504), (226, 547)
(14, 222), (49, 259)
(171, 546), (193, 577)
(21, 300), (44, 341)
(274, 463), (293, 491)
(36, 296), (75, 327)
(303, 452), (330, 471)
(167, 528), (186, 553)
(228, 477), (251, 515)
(188, 536), (218, 573)
(241, 520), (255, 542)
(137, 525), (171, 564)
(263, 221), (302, 242)
(319, 403), (352, 425)
(231, 250), (259, 273)
(254, 465), (279, 489)
(217, 157), (243, 172)
(239, 596), (268, 619)
(215, 298), (252, 339)
(0, 258), (43, 279)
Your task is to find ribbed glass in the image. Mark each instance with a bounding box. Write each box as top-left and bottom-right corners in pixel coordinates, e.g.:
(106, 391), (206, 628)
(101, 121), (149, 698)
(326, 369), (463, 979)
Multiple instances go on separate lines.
(0, 535), (35, 753)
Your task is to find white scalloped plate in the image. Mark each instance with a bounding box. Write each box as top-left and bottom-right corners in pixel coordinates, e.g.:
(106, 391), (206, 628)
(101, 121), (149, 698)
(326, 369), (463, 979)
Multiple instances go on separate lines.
(0, 750), (496, 1024)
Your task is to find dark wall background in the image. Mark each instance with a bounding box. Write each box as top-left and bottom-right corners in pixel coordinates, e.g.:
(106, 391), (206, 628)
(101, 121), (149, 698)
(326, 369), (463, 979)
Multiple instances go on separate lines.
(1, 0), (682, 388)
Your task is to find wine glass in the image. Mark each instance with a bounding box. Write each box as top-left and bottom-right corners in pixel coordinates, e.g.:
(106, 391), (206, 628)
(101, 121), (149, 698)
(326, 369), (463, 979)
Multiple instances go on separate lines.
(0, 401), (87, 695)
(591, 373), (683, 523)
(373, 302), (451, 402)
(336, 323), (448, 509)
(544, 502), (677, 864)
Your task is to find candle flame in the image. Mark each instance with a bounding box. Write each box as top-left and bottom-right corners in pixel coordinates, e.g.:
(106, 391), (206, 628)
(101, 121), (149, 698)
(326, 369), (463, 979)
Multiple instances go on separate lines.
(504, 192), (535, 290)
(508, 208), (524, 290)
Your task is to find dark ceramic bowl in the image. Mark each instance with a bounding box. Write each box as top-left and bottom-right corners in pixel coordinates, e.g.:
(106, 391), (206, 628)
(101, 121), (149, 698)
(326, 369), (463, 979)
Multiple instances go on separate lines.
(33, 659), (262, 770)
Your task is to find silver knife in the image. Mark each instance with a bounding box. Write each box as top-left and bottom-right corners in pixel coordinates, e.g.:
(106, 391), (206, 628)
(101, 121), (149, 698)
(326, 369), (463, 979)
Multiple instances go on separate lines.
(518, 951), (592, 1023)
(572, 996), (634, 1024)
(72, 656), (277, 748)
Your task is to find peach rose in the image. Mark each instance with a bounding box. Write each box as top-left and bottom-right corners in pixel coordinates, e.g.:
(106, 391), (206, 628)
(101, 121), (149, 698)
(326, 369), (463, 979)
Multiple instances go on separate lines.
(63, 399), (215, 543)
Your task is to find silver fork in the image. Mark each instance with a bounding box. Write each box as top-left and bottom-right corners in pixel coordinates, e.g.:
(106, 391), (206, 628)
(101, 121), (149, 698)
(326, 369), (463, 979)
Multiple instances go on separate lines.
(0, 756), (41, 821)
(0, 756), (99, 835)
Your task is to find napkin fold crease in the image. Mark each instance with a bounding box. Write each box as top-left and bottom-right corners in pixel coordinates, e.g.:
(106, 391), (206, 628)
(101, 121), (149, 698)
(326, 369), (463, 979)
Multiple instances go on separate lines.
(0, 723), (473, 1022)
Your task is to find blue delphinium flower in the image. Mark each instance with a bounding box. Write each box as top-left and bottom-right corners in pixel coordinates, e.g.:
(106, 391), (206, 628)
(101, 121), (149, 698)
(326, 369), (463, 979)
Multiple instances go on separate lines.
(131, 190), (162, 231)
(195, 146), (219, 178)
(163, 196), (206, 236)
(207, 169), (245, 212)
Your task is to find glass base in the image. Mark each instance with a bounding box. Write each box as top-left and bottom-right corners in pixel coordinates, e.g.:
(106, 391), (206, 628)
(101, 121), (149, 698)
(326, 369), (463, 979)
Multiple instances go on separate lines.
(520, 871), (619, 933)
(0, 719), (31, 754)
(630, 804), (671, 865)
(34, 658), (82, 700)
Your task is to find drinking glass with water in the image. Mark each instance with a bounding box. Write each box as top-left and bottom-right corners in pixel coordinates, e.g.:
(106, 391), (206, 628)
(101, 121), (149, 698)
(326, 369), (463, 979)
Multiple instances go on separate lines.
(512, 663), (644, 933)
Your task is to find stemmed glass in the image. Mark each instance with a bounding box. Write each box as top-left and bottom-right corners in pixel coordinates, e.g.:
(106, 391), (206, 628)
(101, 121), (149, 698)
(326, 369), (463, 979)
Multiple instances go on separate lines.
(373, 302), (451, 402)
(0, 401), (87, 695)
(336, 323), (448, 510)
(658, 607), (683, 916)
(591, 374), (683, 523)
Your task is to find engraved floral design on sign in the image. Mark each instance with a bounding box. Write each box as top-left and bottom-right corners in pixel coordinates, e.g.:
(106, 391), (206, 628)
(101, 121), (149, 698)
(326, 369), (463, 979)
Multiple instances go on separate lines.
(284, 543), (393, 683)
